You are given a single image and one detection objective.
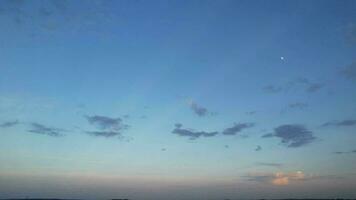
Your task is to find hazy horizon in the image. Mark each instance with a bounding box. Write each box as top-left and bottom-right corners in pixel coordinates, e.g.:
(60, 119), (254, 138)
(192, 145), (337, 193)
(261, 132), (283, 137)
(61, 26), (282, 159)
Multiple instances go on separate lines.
(0, 0), (356, 200)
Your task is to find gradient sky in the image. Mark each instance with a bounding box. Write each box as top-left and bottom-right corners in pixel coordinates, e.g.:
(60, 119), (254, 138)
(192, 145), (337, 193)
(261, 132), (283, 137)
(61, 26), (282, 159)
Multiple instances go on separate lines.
(0, 0), (356, 199)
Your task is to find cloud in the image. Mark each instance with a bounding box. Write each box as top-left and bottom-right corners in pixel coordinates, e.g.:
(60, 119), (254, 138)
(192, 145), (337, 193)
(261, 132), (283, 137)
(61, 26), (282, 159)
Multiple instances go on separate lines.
(263, 124), (316, 148)
(263, 85), (283, 93)
(85, 131), (122, 138)
(333, 150), (356, 155)
(341, 62), (356, 81)
(85, 115), (129, 138)
(256, 162), (284, 168)
(263, 78), (324, 94)
(288, 102), (308, 110)
(261, 133), (274, 138)
(85, 115), (128, 131)
(189, 101), (209, 117)
(255, 145), (262, 151)
(172, 123), (218, 139)
(246, 111), (256, 115)
(322, 119), (356, 127)
(222, 123), (254, 135)
(294, 78), (325, 93)
(345, 23), (356, 45)
(28, 123), (65, 137)
(0, 120), (20, 128)
(244, 171), (306, 186)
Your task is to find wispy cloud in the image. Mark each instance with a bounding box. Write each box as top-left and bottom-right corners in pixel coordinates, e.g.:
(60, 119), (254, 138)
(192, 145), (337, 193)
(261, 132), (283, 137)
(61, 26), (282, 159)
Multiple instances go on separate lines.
(85, 115), (129, 138)
(341, 62), (356, 81)
(262, 124), (316, 148)
(222, 123), (254, 135)
(255, 145), (262, 151)
(28, 123), (65, 137)
(256, 162), (284, 168)
(85, 131), (122, 138)
(188, 101), (211, 117)
(333, 150), (356, 155)
(0, 120), (20, 128)
(172, 123), (218, 139)
(244, 171), (306, 185)
(263, 78), (324, 94)
(322, 119), (356, 127)
(288, 102), (308, 110)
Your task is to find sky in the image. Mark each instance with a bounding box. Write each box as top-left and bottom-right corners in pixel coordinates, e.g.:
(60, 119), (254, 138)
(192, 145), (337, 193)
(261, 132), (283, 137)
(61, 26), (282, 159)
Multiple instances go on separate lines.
(0, 0), (356, 199)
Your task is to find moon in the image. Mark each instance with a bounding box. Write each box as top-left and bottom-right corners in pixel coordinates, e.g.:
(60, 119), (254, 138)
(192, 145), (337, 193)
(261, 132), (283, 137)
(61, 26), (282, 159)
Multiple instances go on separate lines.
(280, 56), (284, 60)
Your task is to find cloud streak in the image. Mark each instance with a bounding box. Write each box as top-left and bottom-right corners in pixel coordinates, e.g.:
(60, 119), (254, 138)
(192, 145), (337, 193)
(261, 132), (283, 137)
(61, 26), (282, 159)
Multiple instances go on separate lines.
(28, 123), (65, 137)
(172, 123), (218, 139)
(0, 120), (20, 128)
(322, 119), (356, 127)
(264, 78), (324, 94)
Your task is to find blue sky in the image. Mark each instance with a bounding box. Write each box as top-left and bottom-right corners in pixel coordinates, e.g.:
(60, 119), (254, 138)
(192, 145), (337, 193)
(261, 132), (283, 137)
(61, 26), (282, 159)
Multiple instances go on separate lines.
(0, 0), (356, 199)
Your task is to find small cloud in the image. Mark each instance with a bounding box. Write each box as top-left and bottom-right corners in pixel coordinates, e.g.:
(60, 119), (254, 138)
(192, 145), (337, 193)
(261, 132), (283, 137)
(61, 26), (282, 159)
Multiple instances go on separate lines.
(222, 123), (254, 135)
(345, 23), (356, 45)
(172, 123), (218, 139)
(85, 115), (127, 130)
(28, 123), (65, 137)
(261, 133), (274, 138)
(189, 101), (209, 117)
(246, 111), (256, 115)
(85, 131), (122, 138)
(322, 119), (356, 127)
(263, 85), (283, 93)
(333, 150), (356, 155)
(255, 145), (262, 151)
(263, 124), (316, 148)
(0, 120), (20, 128)
(289, 102), (308, 110)
(256, 162), (284, 168)
(84, 115), (129, 138)
(244, 171), (306, 186)
(264, 78), (324, 94)
(187, 100), (217, 117)
(341, 62), (356, 81)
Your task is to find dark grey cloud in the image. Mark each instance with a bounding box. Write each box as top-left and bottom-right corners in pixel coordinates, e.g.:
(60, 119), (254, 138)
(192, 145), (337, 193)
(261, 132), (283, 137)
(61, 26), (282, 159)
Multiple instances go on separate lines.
(85, 131), (122, 138)
(0, 120), (20, 128)
(255, 145), (262, 151)
(28, 123), (65, 137)
(189, 101), (208, 117)
(256, 162), (284, 168)
(341, 62), (356, 81)
(172, 123), (218, 139)
(222, 123), (254, 135)
(85, 115), (129, 138)
(322, 119), (356, 127)
(85, 115), (128, 131)
(263, 124), (316, 148)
